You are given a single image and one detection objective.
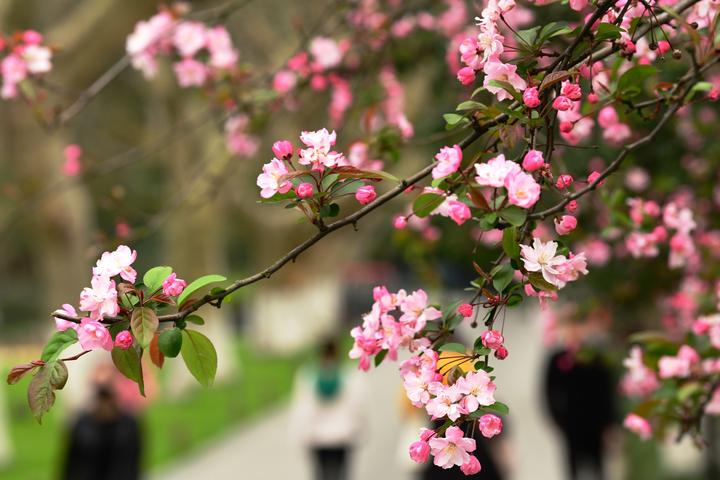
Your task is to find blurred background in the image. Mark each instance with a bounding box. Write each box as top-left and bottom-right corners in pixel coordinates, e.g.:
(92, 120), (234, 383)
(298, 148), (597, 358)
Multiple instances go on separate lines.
(0, 0), (718, 479)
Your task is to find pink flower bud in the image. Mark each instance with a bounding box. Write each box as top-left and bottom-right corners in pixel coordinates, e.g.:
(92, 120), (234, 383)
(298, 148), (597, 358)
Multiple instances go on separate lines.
(458, 303), (474, 317)
(561, 82), (582, 101)
(559, 121), (574, 133)
(409, 440), (430, 463)
(652, 226), (668, 242)
(272, 140), (294, 160)
(481, 329), (504, 349)
(478, 413), (503, 438)
(295, 182), (314, 199)
(587, 171), (604, 186)
(523, 86), (540, 108)
(566, 200), (578, 213)
(114, 330), (134, 350)
(448, 200), (471, 225)
(622, 40), (636, 55)
(710, 89), (720, 102)
(524, 283), (538, 297)
(556, 174), (574, 189)
(598, 106), (619, 127)
(569, 0), (588, 11)
(494, 346), (509, 360)
(460, 455), (482, 475)
(657, 40), (671, 54)
(456, 67), (476, 86)
(355, 185), (377, 205)
(420, 427), (435, 442)
(393, 215), (408, 229)
(522, 149), (545, 171)
(310, 74), (328, 90)
(552, 95), (573, 111)
(22, 30), (43, 45)
(554, 215), (578, 235)
(587, 92), (599, 103)
(162, 273), (187, 297)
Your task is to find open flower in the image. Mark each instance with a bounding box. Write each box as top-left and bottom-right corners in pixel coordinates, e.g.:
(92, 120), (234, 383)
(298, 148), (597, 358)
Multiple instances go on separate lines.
(520, 238), (568, 287)
(257, 159), (292, 198)
(428, 426), (476, 469)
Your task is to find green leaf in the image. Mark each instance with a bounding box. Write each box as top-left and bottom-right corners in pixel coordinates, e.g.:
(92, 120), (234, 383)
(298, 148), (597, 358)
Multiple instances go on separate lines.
(438, 342), (467, 353)
(181, 329), (218, 387)
(28, 360), (68, 423)
(158, 327), (183, 358)
(537, 22), (574, 43)
(374, 349), (388, 367)
(443, 113), (471, 130)
(131, 307), (159, 349)
(617, 65), (659, 99)
(41, 330), (78, 362)
(595, 23), (622, 41)
(528, 272), (557, 292)
(143, 266), (173, 292)
(413, 193), (445, 218)
(456, 100), (486, 111)
(483, 401), (510, 415)
(502, 227), (521, 260)
(515, 26), (540, 47)
(321, 173), (340, 191)
(320, 203), (340, 218)
(499, 206), (527, 226)
(177, 274), (227, 307)
(487, 80), (523, 103)
(186, 315), (205, 325)
(111, 347), (145, 396)
(492, 264), (515, 293)
(506, 293), (523, 306)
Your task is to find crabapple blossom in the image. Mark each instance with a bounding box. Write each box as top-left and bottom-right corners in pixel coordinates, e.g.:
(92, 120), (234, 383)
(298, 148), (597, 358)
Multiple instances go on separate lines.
(114, 331), (134, 350)
(54, 304), (79, 332)
(272, 140), (294, 160)
(20, 45), (52, 74)
(173, 58), (208, 87)
(432, 145), (462, 179)
(455, 370), (497, 411)
(521, 238), (570, 288)
(77, 320), (113, 351)
(555, 215), (577, 235)
(93, 245), (138, 283)
(478, 413), (503, 438)
(495, 347), (509, 359)
(621, 346), (659, 397)
(257, 159), (292, 198)
(555, 174), (573, 189)
(309, 37), (343, 70)
(162, 273), (187, 297)
(62, 144), (83, 177)
(624, 414), (652, 440)
(356, 185), (377, 205)
(409, 440), (431, 463)
(79, 275), (119, 320)
(457, 67), (476, 85)
(447, 200), (471, 225)
(504, 171), (541, 209)
(461, 455), (482, 475)
(426, 382), (465, 420)
(474, 154), (521, 188)
(394, 215), (408, 229)
(458, 303), (473, 317)
(522, 150), (544, 171)
(298, 128), (344, 170)
(172, 21), (206, 57)
(523, 86), (540, 108)
(483, 61), (527, 101)
(428, 426), (476, 469)
(481, 330), (504, 350)
(295, 183), (314, 199)
(560, 81), (582, 100)
(552, 95), (573, 111)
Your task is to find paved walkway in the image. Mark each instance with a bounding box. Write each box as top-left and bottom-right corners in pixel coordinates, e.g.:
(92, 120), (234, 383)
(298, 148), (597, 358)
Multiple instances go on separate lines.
(151, 308), (569, 480)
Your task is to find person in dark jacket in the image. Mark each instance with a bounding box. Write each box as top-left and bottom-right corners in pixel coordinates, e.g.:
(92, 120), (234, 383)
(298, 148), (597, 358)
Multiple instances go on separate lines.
(62, 383), (141, 480)
(543, 344), (616, 480)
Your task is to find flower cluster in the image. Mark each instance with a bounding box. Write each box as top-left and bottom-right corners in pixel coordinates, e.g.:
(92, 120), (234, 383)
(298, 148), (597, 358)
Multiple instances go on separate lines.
(475, 154), (540, 209)
(0, 30), (53, 99)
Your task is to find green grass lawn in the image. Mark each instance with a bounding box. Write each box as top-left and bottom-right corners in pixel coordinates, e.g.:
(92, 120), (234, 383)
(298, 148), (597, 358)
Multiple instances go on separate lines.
(0, 339), (305, 480)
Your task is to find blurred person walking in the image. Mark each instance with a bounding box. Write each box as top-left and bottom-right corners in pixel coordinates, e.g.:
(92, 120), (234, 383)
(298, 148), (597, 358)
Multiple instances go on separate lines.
(290, 339), (367, 480)
(543, 321), (617, 480)
(61, 364), (142, 480)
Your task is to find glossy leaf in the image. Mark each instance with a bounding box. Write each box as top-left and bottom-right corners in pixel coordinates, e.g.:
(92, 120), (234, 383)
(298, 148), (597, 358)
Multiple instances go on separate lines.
(28, 360), (68, 423)
(492, 264), (515, 293)
(499, 206), (528, 226)
(617, 65), (659, 99)
(177, 274), (227, 307)
(112, 347), (145, 396)
(41, 329), (78, 362)
(131, 307), (159, 349)
(143, 266), (173, 292)
(149, 334), (164, 368)
(502, 227), (521, 260)
(158, 327), (183, 358)
(181, 329), (217, 387)
(413, 193), (445, 218)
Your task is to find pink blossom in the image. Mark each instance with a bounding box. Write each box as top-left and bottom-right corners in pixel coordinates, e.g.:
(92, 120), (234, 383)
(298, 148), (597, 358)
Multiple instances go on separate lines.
(495, 346), (509, 359)
(555, 215), (577, 235)
(295, 183), (314, 199)
(458, 303), (473, 317)
(426, 383), (465, 420)
(162, 273), (187, 297)
(298, 128), (344, 170)
(347, 142), (383, 170)
(272, 140), (294, 160)
(552, 95), (573, 111)
(459, 37), (483, 70)
(523, 86), (540, 108)
(569, 0), (588, 10)
(505, 171), (541, 209)
(93, 245), (138, 283)
(474, 154), (521, 188)
(309, 37), (343, 70)
(624, 414), (652, 440)
(22, 30), (43, 45)
(428, 426), (476, 469)
(587, 171), (604, 186)
(356, 185), (377, 205)
(561, 81), (582, 100)
(706, 388), (720, 415)
(447, 200), (471, 225)
(522, 149), (544, 171)
(433, 145), (462, 180)
(225, 115), (259, 158)
(587, 92), (599, 103)
(400, 289), (442, 331)
(172, 21), (207, 57)
(566, 200), (578, 213)
(62, 144), (83, 177)
(206, 26), (239, 69)
(257, 159), (292, 198)
(598, 106), (619, 128)
(394, 215), (408, 229)
(604, 123), (631, 144)
(78, 320), (114, 351)
(455, 370), (497, 411)
(80, 275), (120, 320)
(483, 61), (527, 101)
(272, 70), (297, 94)
(460, 456), (482, 475)
(481, 330), (504, 349)
(1, 54), (27, 98)
(409, 440), (431, 463)
(621, 346), (659, 397)
(173, 58), (208, 87)
(21, 45), (52, 74)
(114, 331), (134, 350)
(456, 67), (476, 85)
(54, 304), (79, 332)
(658, 355), (691, 378)
(478, 413), (503, 438)
(554, 253), (589, 287)
(663, 202), (696, 234)
(556, 174), (574, 189)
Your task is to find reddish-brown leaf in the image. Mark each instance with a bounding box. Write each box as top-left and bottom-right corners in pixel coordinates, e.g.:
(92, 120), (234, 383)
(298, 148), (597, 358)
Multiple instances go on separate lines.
(7, 360), (44, 385)
(149, 334), (165, 369)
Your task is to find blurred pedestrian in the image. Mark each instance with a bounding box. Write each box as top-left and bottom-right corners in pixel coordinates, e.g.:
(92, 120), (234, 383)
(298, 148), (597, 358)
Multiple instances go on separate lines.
(61, 365), (141, 480)
(290, 338), (367, 480)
